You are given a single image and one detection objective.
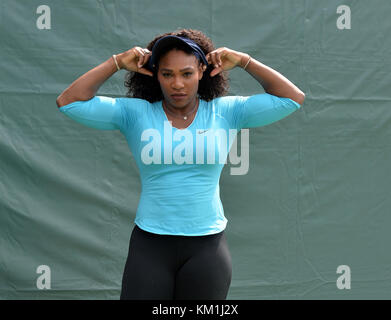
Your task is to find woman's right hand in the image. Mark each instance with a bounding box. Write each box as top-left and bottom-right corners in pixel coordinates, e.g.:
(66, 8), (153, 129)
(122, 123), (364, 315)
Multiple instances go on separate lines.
(116, 47), (153, 76)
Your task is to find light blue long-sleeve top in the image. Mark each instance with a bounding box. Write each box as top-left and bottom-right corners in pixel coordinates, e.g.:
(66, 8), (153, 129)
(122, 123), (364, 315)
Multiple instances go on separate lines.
(58, 93), (301, 236)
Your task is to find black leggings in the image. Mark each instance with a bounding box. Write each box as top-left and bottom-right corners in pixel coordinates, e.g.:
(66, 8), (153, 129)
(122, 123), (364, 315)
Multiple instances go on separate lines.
(120, 225), (232, 300)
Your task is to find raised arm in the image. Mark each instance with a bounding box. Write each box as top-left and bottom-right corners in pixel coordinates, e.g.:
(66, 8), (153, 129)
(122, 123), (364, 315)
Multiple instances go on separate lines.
(56, 47), (153, 108)
(206, 47), (305, 105)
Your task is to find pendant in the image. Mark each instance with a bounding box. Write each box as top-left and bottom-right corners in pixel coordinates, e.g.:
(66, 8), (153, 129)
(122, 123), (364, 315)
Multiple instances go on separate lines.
(184, 116), (187, 120)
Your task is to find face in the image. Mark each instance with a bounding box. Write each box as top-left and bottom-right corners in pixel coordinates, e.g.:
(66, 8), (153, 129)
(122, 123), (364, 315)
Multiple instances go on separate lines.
(157, 49), (206, 109)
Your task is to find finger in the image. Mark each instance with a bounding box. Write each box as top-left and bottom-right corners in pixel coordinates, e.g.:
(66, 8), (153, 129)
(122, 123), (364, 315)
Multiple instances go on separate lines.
(131, 48), (142, 69)
(143, 51), (152, 66)
(134, 47), (145, 68)
(138, 67), (154, 77)
(216, 51), (223, 68)
(210, 52), (219, 68)
(134, 47), (145, 58)
(206, 51), (215, 65)
(140, 48), (151, 66)
(214, 51), (222, 68)
(210, 66), (222, 77)
(217, 51), (223, 67)
(140, 51), (148, 68)
(206, 53), (211, 65)
(130, 47), (138, 59)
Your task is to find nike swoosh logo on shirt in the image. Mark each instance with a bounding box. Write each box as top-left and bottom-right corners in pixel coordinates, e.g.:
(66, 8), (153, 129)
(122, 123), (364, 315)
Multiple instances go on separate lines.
(197, 129), (210, 134)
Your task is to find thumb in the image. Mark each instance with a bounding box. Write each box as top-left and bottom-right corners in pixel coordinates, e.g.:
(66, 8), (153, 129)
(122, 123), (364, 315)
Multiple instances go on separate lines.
(138, 67), (154, 77)
(210, 67), (222, 77)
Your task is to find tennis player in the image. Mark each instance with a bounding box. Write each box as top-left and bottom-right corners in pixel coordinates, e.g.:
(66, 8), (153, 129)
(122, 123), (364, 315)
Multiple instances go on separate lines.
(56, 28), (305, 300)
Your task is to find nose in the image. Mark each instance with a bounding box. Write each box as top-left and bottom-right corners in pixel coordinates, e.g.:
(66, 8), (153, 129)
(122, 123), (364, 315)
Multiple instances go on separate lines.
(171, 75), (184, 90)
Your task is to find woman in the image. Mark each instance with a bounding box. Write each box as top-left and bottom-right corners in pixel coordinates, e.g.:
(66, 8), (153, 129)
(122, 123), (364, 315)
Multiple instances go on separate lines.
(56, 28), (305, 300)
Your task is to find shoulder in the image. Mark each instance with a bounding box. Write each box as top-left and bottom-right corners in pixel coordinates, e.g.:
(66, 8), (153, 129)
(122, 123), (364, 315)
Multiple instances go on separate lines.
(115, 97), (155, 119)
(201, 96), (245, 129)
(209, 95), (240, 105)
(116, 97), (152, 108)
(204, 95), (247, 111)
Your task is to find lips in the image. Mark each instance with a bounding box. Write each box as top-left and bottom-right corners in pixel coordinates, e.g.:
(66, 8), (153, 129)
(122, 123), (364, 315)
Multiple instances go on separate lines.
(171, 94), (187, 100)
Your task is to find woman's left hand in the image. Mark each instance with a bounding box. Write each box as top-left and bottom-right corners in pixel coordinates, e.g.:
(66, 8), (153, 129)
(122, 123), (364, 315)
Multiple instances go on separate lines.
(206, 47), (249, 77)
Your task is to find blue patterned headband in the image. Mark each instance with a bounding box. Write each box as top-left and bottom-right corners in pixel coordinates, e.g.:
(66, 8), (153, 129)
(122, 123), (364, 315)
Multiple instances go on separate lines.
(148, 35), (209, 71)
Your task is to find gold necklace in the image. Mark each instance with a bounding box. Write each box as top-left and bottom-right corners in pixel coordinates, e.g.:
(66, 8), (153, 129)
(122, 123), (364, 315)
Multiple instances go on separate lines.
(162, 98), (198, 120)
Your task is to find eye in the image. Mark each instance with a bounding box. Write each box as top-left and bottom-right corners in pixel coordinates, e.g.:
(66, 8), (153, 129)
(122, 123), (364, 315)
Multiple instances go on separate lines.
(184, 72), (193, 77)
(162, 73), (171, 78)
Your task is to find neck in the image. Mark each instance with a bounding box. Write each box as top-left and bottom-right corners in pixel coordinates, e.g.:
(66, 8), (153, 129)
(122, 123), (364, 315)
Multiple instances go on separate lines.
(163, 97), (198, 116)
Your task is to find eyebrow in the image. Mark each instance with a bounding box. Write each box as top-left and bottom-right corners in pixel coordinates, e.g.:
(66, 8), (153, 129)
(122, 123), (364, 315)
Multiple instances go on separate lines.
(160, 67), (194, 72)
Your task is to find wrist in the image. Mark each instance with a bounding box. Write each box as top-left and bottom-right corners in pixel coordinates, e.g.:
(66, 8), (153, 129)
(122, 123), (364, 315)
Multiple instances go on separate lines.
(113, 53), (124, 70)
(239, 53), (251, 69)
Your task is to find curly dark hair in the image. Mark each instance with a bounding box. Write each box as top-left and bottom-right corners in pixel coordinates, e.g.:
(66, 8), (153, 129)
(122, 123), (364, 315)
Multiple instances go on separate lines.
(124, 28), (229, 102)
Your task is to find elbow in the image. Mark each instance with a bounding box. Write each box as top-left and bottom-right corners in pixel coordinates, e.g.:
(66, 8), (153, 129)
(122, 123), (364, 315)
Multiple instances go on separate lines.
(56, 98), (63, 108)
(56, 93), (75, 108)
(56, 94), (67, 108)
(56, 93), (93, 108)
(293, 92), (305, 106)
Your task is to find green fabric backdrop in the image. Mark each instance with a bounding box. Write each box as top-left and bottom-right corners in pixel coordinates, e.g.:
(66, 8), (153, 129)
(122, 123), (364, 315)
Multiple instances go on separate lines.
(1, 0), (390, 299)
